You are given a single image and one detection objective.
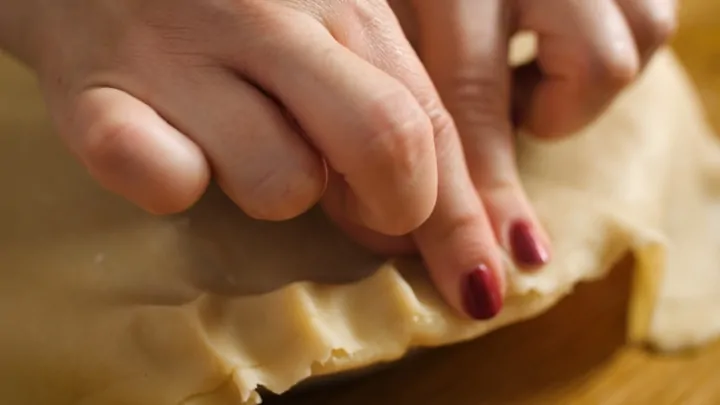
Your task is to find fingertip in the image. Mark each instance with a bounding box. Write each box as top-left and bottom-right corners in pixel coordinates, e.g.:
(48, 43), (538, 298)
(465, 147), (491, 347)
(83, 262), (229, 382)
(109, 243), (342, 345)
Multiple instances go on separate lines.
(320, 195), (416, 255)
(69, 87), (211, 215)
(461, 264), (505, 320)
(413, 210), (508, 321)
(340, 175), (436, 237)
(321, 159), (436, 237)
(476, 177), (553, 273)
(137, 160), (210, 215)
(336, 87), (438, 236)
(354, 195), (433, 237)
(230, 155), (327, 222)
(508, 219), (552, 272)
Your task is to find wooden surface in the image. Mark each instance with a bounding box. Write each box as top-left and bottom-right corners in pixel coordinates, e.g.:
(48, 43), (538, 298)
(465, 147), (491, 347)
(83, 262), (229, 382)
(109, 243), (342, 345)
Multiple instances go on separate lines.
(0, 1), (718, 405)
(269, 2), (720, 405)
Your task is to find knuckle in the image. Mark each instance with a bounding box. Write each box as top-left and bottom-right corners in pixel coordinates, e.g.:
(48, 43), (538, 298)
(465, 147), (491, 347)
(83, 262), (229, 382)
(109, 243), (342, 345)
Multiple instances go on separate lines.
(422, 103), (463, 160)
(238, 162), (325, 221)
(592, 48), (640, 91)
(434, 211), (486, 245)
(437, 75), (509, 136)
(151, 173), (208, 215)
(240, 5), (294, 35)
(81, 119), (206, 216)
(381, 192), (436, 235)
(425, 105), (458, 158)
(428, 106), (457, 142)
(445, 75), (507, 120)
(341, 0), (386, 24)
(363, 89), (434, 172)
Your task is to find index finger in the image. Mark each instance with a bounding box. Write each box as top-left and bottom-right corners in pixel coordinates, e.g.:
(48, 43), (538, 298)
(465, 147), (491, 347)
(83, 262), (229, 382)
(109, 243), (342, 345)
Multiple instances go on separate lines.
(328, 1), (508, 319)
(412, 115), (507, 320)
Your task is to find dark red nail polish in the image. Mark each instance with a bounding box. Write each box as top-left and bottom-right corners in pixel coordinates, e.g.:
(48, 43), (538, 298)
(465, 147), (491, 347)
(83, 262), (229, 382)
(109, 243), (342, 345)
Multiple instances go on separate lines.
(509, 220), (550, 268)
(462, 265), (503, 320)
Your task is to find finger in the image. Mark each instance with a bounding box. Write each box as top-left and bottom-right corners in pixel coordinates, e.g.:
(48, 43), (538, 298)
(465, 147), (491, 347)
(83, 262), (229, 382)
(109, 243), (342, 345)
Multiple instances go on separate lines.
(614, 0), (678, 67)
(354, 1), (517, 318)
(237, 12), (438, 236)
(319, 0), (459, 254)
(59, 87), (210, 214)
(320, 1), (507, 319)
(321, 169), (416, 256)
(156, 67), (327, 221)
(412, 113), (507, 320)
(514, 0), (640, 139)
(414, 0), (551, 270)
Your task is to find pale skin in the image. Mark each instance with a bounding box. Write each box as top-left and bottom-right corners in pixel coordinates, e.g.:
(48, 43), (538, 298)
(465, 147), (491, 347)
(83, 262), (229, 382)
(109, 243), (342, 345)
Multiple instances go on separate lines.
(0, 0), (676, 319)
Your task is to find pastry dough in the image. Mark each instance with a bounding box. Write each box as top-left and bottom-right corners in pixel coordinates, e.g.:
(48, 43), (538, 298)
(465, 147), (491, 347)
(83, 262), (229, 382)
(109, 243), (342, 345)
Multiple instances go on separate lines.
(1, 42), (720, 404)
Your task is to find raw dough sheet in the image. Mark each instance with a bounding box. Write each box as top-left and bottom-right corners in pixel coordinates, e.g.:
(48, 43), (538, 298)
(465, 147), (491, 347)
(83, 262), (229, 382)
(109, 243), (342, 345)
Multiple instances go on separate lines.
(0, 42), (719, 404)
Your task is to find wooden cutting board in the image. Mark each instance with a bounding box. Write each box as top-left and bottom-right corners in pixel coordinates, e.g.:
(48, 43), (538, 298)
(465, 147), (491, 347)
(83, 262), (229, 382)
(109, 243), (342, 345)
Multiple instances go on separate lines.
(269, 2), (720, 405)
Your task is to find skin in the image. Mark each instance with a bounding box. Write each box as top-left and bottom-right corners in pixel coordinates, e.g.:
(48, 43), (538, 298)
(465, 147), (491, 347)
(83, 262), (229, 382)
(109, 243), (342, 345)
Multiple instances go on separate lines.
(0, 0), (676, 319)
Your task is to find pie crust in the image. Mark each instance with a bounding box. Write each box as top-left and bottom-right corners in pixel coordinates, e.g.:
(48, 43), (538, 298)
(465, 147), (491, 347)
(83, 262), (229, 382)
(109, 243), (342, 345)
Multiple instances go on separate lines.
(1, 43), (720, 404)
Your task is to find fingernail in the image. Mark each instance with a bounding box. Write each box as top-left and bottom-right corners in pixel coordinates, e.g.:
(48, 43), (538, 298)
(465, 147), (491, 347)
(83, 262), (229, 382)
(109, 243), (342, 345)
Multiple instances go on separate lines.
(462, 265), (503, 320)
(509, 220), (550, 268)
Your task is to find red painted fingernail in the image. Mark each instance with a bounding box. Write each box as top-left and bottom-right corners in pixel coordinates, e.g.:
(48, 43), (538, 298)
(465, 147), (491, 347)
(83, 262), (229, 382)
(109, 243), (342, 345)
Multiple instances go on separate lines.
(509, 220), (550, 269)
(462, 265), (503, 320)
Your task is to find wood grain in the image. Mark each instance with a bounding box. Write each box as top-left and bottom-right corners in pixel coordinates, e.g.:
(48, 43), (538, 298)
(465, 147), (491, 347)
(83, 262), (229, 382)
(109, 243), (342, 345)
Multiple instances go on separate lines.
(267, 2), (720, 404)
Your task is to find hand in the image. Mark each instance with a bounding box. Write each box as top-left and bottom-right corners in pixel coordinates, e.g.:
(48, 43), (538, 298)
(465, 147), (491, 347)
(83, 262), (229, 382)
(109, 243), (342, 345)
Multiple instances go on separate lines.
(400, 0), (678, 139)
(343, 0), (677, 317)
(1, 0), (525, 319)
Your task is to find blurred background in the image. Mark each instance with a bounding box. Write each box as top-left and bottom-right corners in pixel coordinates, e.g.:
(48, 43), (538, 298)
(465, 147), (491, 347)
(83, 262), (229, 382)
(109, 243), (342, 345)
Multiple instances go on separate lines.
(674, 0), (720, 132)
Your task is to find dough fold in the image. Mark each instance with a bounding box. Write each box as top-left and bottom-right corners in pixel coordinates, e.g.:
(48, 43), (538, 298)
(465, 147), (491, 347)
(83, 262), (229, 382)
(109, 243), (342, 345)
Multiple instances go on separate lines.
(0, 46), (719, 404)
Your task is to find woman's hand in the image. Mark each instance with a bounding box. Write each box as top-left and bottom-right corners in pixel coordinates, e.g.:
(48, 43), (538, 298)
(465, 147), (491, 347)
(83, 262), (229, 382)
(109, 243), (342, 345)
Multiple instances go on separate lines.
(0, 0), (674, 322)
(417, 0), (674, 291)
(1, 0), (520, 320)
(341, 0), (677, 317)
(401, 0), (678, 139)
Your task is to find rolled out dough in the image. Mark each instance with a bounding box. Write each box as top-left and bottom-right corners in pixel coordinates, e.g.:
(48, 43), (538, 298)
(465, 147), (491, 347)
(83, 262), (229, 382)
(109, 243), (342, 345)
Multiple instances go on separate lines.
(0, 44), (719, 404)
